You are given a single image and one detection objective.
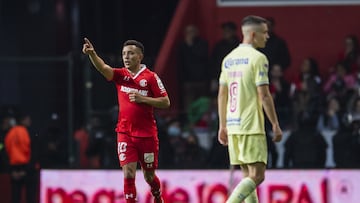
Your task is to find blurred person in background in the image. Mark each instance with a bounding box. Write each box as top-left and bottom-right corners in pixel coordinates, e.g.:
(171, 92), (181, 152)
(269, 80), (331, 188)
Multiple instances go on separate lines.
(323, 61), (356, 105)
(210, 21), (240, 93)
(182, 131), (207, 169)
(293, 57), (322, 93)
(217, 15), (282, 203)
(5, 112), (37, 203)
(83, 38), (170, 203)
(38, 113), (68, 168)
(316, 96), (341, 168)
(178, 24), (209, 112)
(0, 113), (15, 172)
(337, 35), (360, 75)
(186, 96), (214, 151)
(166, 119), (187, 168)
(269, 64), (292, 128)
(266, 64), (292, 167)
(292, 57), (323, 129)
(316, 97), (341, 133)
(84, 115), (104, 168)
(258, 17), (291, 71)
(156, 115), (176, 169)
(333, 119), (360, 168)
(284, 112), (327, 168)
(73, 122), (90, 168)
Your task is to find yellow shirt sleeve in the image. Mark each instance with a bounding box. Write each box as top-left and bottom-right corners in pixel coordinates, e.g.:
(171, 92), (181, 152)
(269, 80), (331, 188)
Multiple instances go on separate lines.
(254, 55), (269, 86)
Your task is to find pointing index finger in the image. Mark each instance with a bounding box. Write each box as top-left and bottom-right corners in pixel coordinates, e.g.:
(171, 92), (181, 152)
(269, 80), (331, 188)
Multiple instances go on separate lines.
(84, 38), (92, 46)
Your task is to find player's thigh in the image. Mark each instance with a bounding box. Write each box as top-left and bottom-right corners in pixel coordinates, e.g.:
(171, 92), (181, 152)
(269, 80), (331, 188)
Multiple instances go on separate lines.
(240, 165), (249, 177)
(117, 133), (139, 167)
(227, 134), (242, 165)
(122, 162), (138, 178)
(135, 136), (159, 171)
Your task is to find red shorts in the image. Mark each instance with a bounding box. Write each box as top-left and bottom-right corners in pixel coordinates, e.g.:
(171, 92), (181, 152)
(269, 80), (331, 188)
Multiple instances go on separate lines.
(117, 133), (159, 170)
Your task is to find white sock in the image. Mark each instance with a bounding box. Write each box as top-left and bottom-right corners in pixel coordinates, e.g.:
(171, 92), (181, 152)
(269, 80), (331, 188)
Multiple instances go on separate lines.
(226, 177), (256, 203)
(245, 189), (258, 203)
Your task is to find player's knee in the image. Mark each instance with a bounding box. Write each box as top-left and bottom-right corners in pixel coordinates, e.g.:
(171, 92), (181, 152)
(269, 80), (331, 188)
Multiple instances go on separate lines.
(251, 173), (265, 185)
(143, 171), (155, 183)
(123, 165), (136, 178)
(124, 170), (136, 179)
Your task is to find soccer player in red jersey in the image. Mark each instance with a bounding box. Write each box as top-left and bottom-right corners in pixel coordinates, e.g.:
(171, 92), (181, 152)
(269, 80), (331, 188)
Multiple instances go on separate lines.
(82, 38), (170, 203)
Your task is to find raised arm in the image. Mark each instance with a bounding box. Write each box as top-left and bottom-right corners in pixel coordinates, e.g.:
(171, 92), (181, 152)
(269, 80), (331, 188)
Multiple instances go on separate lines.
(257, 84), (282, 142)
(82, 38), (114, 80)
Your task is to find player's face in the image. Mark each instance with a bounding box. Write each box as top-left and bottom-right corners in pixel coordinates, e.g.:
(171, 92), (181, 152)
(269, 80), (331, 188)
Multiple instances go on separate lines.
(253, 23), (269, 48)
(122, 45), (143, 69)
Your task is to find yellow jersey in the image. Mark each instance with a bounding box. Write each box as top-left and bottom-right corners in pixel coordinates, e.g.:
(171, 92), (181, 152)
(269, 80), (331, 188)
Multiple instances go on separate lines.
(219, 44), (269, 135)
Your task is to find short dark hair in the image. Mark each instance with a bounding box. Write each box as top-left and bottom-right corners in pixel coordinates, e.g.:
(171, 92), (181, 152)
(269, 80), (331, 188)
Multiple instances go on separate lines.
(241, 15), (267, 27)
(123, 40), (144, 54)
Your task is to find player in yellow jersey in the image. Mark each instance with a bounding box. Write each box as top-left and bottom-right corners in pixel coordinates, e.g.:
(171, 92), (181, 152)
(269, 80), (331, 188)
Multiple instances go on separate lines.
(217, 15), (283, 203)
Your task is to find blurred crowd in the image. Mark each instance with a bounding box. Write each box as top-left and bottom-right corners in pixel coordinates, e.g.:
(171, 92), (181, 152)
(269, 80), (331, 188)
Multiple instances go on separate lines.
(1, 17), (360, 172)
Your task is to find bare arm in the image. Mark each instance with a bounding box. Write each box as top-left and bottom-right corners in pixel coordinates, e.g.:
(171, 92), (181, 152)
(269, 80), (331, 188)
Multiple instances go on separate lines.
(82, 38), (114, 80)
(129, 92), (170, 109)
(257, 84), (282, 142)
(217, 84), (228, 145)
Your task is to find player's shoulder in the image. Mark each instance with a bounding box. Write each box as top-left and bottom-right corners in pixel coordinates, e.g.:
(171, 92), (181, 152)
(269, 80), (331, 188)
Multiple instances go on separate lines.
(142, 66), (157, 77)
(245, 46), (264, 57)
(114, 67), (128, 72)
(250, 49), (267, 62)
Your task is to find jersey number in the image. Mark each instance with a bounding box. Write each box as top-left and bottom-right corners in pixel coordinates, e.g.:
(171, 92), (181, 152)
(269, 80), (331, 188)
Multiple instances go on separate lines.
(118, 142), (127, 153)
(230, 82), (238, 112)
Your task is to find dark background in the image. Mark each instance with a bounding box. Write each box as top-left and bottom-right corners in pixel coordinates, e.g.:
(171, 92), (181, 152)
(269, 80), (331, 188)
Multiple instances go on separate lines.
(0, 0), (179, 130)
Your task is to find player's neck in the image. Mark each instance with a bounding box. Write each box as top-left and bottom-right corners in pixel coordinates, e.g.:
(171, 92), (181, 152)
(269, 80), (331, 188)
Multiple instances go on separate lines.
(127, 64), (142, 76)
(242, 38), (257, 48)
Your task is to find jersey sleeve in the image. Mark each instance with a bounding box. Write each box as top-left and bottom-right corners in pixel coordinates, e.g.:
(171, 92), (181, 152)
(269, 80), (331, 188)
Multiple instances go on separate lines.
(254, 55), (269, 86)
(111, 68), (124, 84)
(150, 73), (168, 97)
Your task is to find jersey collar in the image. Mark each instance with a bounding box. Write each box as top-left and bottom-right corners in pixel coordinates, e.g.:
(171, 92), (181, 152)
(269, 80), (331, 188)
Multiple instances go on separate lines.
(239, 43), (253, 48)
(128, 64), (146, 79)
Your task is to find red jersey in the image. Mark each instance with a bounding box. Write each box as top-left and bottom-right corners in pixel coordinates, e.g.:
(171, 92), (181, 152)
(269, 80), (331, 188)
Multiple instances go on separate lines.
(111, 65), (168, 137)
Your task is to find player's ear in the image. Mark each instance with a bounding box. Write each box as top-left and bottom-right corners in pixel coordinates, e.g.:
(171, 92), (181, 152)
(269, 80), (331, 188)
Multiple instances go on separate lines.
(251, 30), (256, 38)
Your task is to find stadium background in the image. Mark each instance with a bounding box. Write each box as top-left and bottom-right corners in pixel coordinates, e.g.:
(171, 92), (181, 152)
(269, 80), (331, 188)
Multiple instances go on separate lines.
(0, 0), (360, 202)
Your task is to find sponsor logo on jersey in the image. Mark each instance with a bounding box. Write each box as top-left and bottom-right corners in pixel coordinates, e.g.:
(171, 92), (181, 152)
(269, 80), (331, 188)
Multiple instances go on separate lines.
(259, 71), (266, 77)
(139, 79), (147, 87)
(120, 85), (148, 96)
(224, 58), (249, 69)
(154, 74), (166, 93)
(228, 71), (243, 78)
(227, 118), (241, 126)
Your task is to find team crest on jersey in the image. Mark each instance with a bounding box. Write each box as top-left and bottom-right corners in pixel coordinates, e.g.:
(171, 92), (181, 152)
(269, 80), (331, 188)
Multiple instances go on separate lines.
(139, 79), (147, 87)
